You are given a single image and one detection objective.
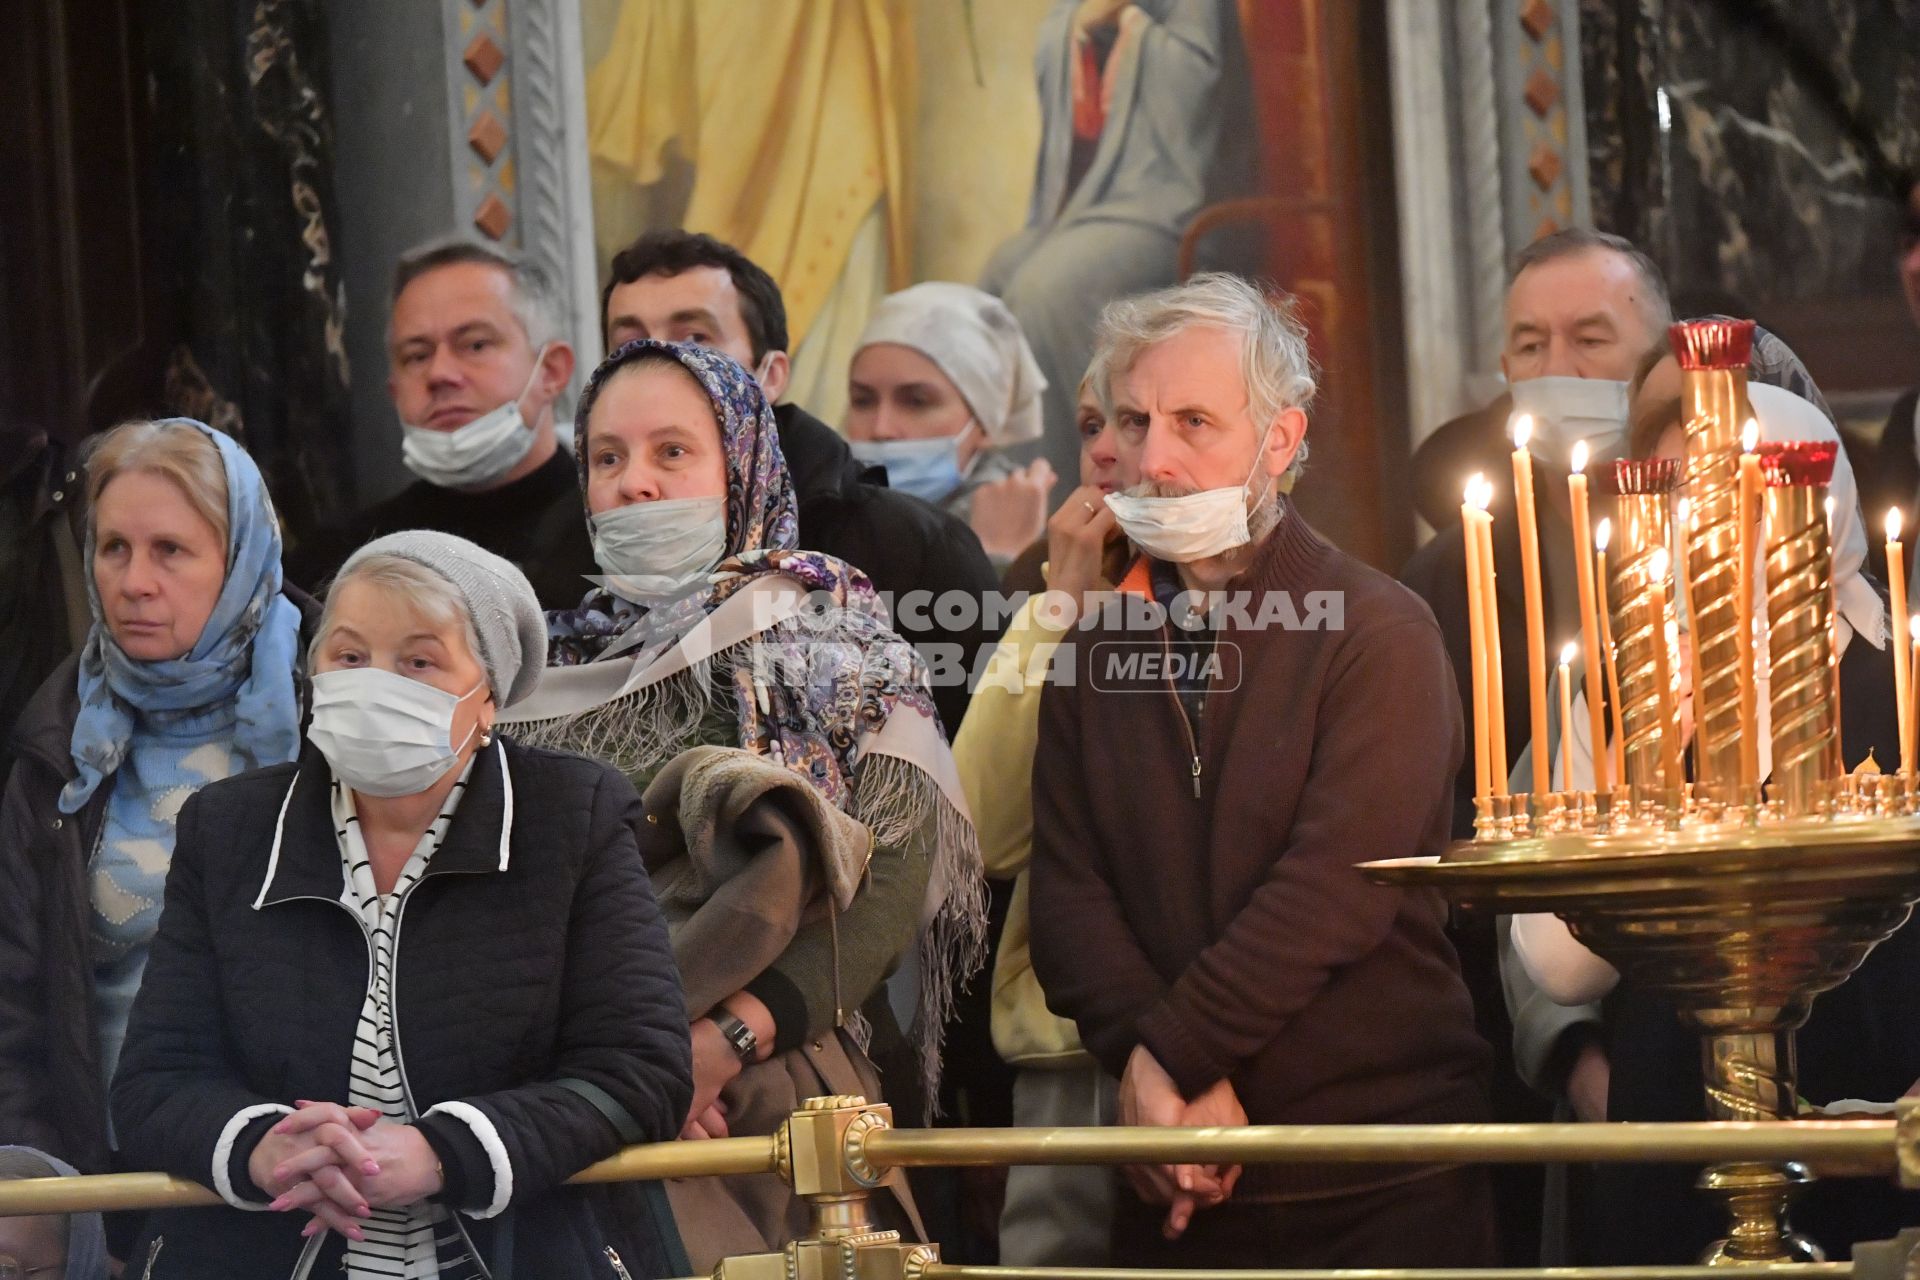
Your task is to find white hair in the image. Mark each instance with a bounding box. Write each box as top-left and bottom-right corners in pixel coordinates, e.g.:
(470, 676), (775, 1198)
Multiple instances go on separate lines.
(1095, 273), (1317, 482)
(309, 552), (484, 672)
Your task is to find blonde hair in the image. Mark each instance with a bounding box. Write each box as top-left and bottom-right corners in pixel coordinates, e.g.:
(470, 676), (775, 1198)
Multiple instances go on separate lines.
(309, 552), (483, 674)
(86, 420), (230, 548)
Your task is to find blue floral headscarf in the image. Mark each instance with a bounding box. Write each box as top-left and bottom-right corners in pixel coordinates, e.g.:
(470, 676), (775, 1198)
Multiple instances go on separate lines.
(60, 418), (304, 812)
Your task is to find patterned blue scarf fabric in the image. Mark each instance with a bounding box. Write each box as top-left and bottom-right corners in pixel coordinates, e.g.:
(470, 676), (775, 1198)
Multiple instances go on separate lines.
(60, 418), (303, 813)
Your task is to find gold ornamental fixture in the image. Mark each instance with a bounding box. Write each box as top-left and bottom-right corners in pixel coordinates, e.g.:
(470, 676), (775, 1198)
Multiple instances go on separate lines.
(1369, 319), (1920, 1263)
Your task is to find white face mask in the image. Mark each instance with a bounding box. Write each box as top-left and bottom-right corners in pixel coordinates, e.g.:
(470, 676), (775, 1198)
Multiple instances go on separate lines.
(308, 668), (485, 798)
(1103, 427), (1278, 564)
(1509, 376), (1630, 470)
(590, 496), (729, 603)
(400, 348), (550, 490)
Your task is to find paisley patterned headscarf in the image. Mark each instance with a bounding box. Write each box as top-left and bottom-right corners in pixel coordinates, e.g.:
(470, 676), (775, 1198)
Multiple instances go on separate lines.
(544, 339), (942, 810)
(61, 418), (303, 812)
(523, 344), (984, 1102)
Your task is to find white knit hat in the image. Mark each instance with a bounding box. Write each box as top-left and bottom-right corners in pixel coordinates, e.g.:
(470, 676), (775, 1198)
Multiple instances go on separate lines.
(339, 531), (547, 707)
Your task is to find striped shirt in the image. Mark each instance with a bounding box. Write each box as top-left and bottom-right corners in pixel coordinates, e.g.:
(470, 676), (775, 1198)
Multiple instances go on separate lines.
(333, 767), (483, 1280)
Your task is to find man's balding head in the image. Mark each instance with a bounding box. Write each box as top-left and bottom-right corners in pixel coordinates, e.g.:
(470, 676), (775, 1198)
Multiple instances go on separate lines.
(1502, 228), (1673, 384)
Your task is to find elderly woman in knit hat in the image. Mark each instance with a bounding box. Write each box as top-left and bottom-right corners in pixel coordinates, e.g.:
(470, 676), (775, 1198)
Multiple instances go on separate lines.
(846, 281), (1053, 564)
(110, 531), (693, 1279)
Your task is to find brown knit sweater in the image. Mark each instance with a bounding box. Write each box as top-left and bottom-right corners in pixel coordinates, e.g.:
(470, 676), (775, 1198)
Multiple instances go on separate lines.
(1030, 504), (1491, 1200)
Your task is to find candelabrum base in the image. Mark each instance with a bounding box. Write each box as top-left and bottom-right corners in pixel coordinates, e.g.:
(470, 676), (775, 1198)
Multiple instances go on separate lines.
(1696, 1162), (1823, 1266)
(1362, 818), (1920, 1260)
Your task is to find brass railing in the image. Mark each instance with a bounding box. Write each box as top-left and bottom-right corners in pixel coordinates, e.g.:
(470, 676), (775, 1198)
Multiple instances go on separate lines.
(3, 1098), (1915, 1276)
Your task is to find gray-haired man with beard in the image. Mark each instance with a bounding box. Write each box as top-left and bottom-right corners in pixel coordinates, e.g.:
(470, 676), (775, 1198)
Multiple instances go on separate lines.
(1031, 274), (1493, 1266)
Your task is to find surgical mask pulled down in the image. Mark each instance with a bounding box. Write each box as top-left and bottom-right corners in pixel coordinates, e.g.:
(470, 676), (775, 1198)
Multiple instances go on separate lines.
(1104, 425), (1283, 564)
(308, 667), (487, 797)
(589, 497), (730, 604)
(400, 348), (552, 489)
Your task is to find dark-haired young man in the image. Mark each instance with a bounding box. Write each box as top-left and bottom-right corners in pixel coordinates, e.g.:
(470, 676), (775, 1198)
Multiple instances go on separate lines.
(602, 231), (1000, 735)
(288, 238), (594, 608)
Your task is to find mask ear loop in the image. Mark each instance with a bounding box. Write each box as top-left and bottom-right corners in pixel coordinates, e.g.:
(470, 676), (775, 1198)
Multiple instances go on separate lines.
(1241, 417), (1285, 513)
(512, 342), (555, 431)
(454, 679), (493, 751)
(950, 418), (983, 480)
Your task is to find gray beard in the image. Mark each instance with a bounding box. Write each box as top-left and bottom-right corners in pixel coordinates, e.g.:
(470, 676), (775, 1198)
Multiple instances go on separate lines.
(1247, 491), (1284, 544)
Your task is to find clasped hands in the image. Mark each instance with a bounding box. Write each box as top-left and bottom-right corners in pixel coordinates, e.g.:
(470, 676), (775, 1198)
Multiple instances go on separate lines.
(1119, 1044), (1246, 1241)
(247, 1100), (445, 1243)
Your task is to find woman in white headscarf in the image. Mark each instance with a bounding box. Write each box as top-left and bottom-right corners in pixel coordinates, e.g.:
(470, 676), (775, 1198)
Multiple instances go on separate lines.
(845, 282), (1053, 564)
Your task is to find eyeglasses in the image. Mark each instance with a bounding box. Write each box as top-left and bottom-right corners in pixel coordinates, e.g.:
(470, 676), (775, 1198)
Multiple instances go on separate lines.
(0, 1256), (63, 1278)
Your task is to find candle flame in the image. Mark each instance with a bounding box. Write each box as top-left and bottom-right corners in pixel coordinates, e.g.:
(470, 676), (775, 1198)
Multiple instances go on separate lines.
(1559, 641), (1579, 667)
(1889, 508), (1904, 541)
(1650, 546), (1671, 580)
(1570, 440), (1589, 474)
(1825, 496), (1837, 522)
(1741, 419), (1760, 453)
(1677, 496), (1691, 525)
(1465, 473), (1490, 511)
(1511, 414), (1533, 450)
(1911, 615), (1920, 645)
(1595, 516), (1611, 552)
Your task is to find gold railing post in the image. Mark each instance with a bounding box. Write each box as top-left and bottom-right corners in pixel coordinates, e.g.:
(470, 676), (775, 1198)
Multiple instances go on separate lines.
(716, 1096), (938, 1280)
(1896, 1097), (1920, 1190)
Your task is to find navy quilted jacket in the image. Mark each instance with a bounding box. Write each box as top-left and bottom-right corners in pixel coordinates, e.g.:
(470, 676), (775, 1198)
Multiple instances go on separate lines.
(110, 736), (693, 1278)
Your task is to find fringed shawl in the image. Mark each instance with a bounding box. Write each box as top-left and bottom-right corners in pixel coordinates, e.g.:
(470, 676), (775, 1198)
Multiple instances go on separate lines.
(513, 340), (986, 1101)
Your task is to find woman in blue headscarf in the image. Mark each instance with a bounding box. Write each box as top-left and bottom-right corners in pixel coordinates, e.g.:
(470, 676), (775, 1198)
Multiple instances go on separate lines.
(0, 418), (309, 1181)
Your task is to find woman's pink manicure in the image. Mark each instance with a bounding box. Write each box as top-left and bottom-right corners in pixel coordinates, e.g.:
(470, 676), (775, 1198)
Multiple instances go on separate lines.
(362, 1160), (381, 1176)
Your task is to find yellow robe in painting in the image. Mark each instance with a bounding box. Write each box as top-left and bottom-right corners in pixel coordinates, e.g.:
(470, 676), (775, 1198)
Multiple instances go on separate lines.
(585, 0), (914, 354)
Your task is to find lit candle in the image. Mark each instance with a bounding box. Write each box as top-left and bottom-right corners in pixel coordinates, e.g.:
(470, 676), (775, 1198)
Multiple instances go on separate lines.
(1910, 615), (1920, 778)
(1649, 547), (1684, 804)
(1558, 641), (1579, 795)
(1888, 509), (1911, 778)
(1511, 414), (1550, 809)
(1567, 442), (1611, 802)
(1674, 498), (1704, 782)
(1473, 481), (1509, 798)
(1737, 420), (1763, 796)
(1462, 477), (1492, 809)
(1826, 496), (1844, 776)
(1596, 517), (1626, 785)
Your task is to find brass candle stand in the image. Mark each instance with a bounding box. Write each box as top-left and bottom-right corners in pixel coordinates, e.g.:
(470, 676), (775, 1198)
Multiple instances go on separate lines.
(1365, 816), (1920, 1263)
(1380, 339), (1919, 1263)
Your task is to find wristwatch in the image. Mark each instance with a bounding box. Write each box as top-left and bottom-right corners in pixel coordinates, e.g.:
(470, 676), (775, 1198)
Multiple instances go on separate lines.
(711, 1008), (759, 1065)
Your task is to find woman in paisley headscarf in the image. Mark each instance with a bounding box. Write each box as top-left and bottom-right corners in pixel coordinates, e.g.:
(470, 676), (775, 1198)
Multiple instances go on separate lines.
(504, 339), (985, 1267)
(0, 418), (310, 1184)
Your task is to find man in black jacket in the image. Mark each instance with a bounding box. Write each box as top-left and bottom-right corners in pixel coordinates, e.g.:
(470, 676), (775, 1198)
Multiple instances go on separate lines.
(286, 240), (596, 609)
(601, 231), (1000, 736)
